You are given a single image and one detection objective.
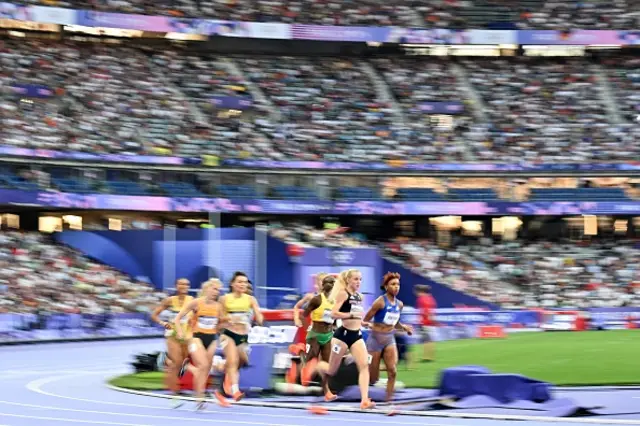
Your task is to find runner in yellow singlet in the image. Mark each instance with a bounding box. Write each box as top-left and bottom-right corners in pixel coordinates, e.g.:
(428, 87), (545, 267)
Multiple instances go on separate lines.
(219, 271), (263, 401)
(151, 278), (193, 408)
(175, 279), (230, 410)
(301, 275), (337, 401)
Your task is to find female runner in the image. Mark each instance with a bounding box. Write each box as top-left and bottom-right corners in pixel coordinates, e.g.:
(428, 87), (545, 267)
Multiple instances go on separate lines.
(312, 269), (375, 409)
(363, 272), (413, 402)
(300, 275), (337, 401)
(293, 272), (328, 328)
(174, 279), (229, 410)
(151, 278), (193, 407)
(219, 271), (263, 401)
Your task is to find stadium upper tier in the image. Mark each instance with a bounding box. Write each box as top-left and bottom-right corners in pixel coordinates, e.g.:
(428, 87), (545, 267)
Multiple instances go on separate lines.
(3, 166), (639, 201)
(0, 232), (162, 314)
(12, 0), (640, 29)
(2, 41), (640, 162)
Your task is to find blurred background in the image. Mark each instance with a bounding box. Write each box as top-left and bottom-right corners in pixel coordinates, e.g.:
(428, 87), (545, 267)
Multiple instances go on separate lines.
(0, 0), (638, 393)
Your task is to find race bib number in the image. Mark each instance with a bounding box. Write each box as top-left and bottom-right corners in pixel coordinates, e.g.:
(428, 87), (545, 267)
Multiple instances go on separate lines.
(197, 316), (218, 330)
(332, 343), (341, 354)
(230, 313), (250, 324)
(321, 309), (333, 324)
(383, 312), (400, 326)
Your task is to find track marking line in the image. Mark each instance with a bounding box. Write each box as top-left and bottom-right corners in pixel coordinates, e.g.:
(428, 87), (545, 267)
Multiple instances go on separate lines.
(0, 412), (151, 426)
(23, 373), (449, 426)
(109, 383), (640, 425)
(0, 400), (307, 426)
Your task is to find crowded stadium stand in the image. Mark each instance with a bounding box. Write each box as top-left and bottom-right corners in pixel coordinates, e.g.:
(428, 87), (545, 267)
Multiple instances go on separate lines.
(0, 231), (162, 314)
(1, 46), (640, 162)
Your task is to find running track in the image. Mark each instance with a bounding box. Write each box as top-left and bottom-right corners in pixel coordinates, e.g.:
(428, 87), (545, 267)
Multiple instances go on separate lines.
(0, 339), (633, 426)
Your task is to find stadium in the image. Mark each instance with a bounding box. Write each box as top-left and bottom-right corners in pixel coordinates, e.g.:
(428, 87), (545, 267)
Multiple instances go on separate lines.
(1, 0), (640, 425)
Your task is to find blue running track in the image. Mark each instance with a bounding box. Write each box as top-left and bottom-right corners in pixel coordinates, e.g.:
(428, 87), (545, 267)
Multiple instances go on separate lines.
(0, 339), (636, 426)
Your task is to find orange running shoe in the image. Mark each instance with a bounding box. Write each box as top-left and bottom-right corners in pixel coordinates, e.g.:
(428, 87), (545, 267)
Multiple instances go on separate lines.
(232, 391), (245, 402)
(360, 399), (375, 410)
(324, 391), (337, 402)
(213, 391), (231, 407)
(301, 358), (318, 386)
(309, 405), (328, 415)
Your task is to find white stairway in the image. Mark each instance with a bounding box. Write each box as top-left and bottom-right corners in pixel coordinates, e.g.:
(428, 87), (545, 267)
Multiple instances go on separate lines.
(360, 61), (407, 125)
(591, 63), (624, 124)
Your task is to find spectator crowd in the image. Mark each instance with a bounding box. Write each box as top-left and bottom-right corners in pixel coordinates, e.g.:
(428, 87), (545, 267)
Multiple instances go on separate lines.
(3, 39), (640, 164)
(267, 224), (640, 310)
(0, 232), (163, 314)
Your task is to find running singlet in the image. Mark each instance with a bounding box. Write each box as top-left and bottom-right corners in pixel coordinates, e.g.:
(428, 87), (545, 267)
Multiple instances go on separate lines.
(224, 293), (252, 326)
(192, 299), (220, 335)
(339, 291), (364, 317)
(372, 295), (401, 326)
(310, 294), (335, 324)
(161, 295), (194, 338)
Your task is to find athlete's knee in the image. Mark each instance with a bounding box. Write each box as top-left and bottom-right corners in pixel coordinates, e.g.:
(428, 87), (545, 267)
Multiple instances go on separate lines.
(386, 366), (397, 379)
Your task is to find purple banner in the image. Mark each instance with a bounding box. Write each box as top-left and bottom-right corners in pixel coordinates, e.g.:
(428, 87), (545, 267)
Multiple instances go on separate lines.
(0, 312), (162, 343)
(211, 95), (253, 110)
(11, 84), (54, 98)
(222, 159), (640, 172)
(0, 146), (186, 165)
(589, 308), (640, 330)
(418, 101), (465, 114)
(299, 247), (379, 266)
(1, 189), (640, 215)
(517, 30), (623, 45)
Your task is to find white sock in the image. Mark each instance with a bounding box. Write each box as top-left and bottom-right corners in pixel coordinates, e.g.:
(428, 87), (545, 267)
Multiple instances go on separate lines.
(231, 384), (239, 394)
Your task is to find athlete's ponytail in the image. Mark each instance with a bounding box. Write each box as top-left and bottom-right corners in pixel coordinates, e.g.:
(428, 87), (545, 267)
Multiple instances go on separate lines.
(330, 269), (359, 301)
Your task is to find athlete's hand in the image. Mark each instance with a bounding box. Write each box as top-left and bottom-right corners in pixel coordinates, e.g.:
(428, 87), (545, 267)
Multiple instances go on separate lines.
(294, 318), (303, 328)
(361, 321), (371, 329)
(162, 321), (173, 330)
(402, 324), (414, 335)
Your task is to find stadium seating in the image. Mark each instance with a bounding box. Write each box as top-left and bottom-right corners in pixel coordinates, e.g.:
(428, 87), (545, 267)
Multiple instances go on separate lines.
(16, 0), (640, 29)
(0, 232), (162, 314)
(269, 225), (640, 308)
(1, 39), (640, 163)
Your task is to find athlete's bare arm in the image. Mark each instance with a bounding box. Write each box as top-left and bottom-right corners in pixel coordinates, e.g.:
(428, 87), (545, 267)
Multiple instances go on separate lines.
(330, 290), (353, 320)
(250, 296), (264, 326)
(173, 298), (199, 338)
(151, 298), (173, 329)
(363, 296), (385, 323)
(293, 292), (315, 327)
(303, 295), (322, 318)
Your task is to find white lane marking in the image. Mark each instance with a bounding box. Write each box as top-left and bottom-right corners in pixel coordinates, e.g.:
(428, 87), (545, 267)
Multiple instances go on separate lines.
(0, 413), (150, 426)
(24, 373), (452, 426)
(0, 358), (132, 373)
(1, 365), (124, 378)
(0, 401), (306, 426)
(109, 384), (640, 425)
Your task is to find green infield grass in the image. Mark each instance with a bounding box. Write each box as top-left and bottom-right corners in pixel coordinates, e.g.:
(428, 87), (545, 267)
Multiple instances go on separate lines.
(108, 330), (640, 391)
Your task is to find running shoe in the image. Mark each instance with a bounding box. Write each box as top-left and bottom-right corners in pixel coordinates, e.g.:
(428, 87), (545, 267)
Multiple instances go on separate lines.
(360, 399), (375, 410)
(214, 390), (231, 407)
(170, 395), (185, 409)
(324, 391), (337, 402)
(195, 401), (207, 412)
(232, 391), (245, 402)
